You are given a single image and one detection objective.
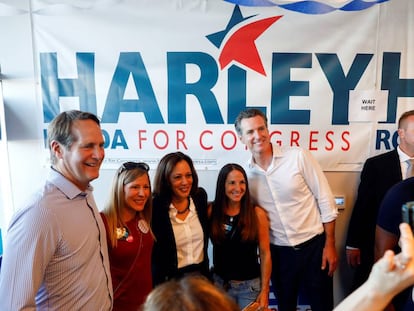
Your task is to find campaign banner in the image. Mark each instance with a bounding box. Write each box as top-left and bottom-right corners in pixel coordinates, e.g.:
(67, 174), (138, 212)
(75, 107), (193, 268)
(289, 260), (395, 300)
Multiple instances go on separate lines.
(30, 0), (414, 171)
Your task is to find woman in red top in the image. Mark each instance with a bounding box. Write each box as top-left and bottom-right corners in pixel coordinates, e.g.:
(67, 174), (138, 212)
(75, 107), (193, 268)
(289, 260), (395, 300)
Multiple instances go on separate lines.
(101, 162), (154, 311)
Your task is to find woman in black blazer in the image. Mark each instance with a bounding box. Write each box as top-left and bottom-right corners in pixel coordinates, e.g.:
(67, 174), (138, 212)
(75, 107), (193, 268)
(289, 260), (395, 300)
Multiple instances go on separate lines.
(151, 152), (210, 286)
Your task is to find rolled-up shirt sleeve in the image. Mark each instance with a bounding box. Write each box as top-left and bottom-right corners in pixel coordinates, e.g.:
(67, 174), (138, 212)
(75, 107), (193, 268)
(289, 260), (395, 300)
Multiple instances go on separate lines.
(299, 148), (338, 223)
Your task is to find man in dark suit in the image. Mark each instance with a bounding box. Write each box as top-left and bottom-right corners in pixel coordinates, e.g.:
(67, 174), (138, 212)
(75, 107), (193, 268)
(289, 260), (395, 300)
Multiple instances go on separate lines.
(346, 110), (414, 290)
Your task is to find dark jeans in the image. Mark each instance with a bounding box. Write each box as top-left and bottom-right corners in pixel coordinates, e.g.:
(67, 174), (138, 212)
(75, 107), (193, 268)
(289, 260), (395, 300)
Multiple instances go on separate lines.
(270, 234), (333, 311)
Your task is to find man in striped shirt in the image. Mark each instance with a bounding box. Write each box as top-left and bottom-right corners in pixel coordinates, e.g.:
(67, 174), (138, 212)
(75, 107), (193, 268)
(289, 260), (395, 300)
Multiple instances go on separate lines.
(0, 110), (113, 310)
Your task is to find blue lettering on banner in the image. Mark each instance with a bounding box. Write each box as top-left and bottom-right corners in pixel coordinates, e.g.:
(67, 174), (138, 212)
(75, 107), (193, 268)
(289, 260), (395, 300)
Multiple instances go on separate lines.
(382, 53), (414, 123)
(270, 53), (312, 125)
(102, 52), (164, 124)
(167, 52), (223, 124)
(40, 51), (414, 127)
(375, 130), (399, 150)
(316, 53), (373, 125)
(40, 53), (98, 123)
(102, 129), (129, 149)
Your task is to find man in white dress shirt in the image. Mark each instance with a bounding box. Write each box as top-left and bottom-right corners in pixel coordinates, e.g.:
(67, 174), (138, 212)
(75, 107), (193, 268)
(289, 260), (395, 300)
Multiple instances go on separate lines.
(235, 108), (338, 311)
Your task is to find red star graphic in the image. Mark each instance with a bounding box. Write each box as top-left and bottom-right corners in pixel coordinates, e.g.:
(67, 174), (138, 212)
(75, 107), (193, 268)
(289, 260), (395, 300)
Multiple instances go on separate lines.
(219, 15), (282, 76)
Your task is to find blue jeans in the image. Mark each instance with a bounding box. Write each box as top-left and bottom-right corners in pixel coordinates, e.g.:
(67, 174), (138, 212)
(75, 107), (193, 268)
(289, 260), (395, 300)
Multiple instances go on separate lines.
(213, 273), (261, 309)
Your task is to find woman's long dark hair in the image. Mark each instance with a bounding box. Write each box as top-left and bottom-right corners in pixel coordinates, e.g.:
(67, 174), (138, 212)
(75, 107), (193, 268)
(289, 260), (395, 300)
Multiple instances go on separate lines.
(210, 163), (258, 243)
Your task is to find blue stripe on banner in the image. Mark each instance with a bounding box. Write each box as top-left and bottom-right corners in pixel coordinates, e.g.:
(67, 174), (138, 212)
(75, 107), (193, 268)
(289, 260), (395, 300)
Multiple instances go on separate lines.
(224, 0), (390, 15)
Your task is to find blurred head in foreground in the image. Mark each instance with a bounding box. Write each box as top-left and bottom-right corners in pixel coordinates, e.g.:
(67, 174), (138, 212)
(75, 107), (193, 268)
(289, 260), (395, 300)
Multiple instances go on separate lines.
(142, 276), (240, 311)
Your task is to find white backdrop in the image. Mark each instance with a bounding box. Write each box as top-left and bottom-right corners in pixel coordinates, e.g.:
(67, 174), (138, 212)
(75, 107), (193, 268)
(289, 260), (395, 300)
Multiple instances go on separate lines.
(0, 0), (413, 308)
(26, 0), (414, 171)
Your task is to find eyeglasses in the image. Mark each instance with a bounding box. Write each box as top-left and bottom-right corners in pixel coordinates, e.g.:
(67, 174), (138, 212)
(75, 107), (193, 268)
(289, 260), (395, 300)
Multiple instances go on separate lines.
(119, 162), (150, 174)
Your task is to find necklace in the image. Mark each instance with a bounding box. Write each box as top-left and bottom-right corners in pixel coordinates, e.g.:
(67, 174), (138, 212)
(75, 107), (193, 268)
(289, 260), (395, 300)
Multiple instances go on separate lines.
(176, 206), (190, 214)
(175, 197), (190, 214)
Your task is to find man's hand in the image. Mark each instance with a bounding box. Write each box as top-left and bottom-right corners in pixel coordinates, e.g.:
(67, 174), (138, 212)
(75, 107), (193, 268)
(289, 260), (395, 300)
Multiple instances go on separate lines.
(346, 248), (361, 268)
(322, 243), (338, 277)
(322, 221), (337, 277)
